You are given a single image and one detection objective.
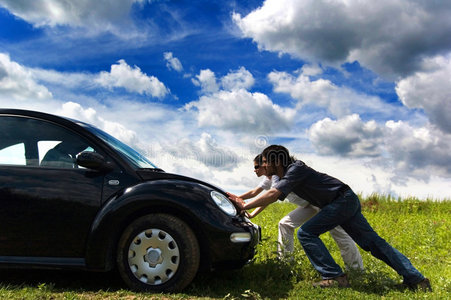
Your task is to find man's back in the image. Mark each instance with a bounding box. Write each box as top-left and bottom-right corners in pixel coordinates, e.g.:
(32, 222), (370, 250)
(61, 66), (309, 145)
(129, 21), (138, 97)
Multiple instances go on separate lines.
(273, 160), (348, 208)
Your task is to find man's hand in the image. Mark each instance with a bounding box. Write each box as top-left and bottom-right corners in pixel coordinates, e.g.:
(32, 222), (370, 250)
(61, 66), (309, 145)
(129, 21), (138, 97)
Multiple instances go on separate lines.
(227, 192), (245, 210)
(226, 192), (238, 201)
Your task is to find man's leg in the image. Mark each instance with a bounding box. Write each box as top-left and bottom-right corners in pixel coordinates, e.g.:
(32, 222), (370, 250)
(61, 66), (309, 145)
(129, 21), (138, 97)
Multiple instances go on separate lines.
(339, 192), (425, 286)
(297, 193), (359, 279)
(329, 225), (364, 271)
(278, 205), (317, 256)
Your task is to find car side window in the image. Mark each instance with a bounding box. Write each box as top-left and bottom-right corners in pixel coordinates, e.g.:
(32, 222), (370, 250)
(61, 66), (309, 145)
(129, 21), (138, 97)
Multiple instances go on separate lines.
(0, 116), (96, 169)
(0, 143), (26, 165)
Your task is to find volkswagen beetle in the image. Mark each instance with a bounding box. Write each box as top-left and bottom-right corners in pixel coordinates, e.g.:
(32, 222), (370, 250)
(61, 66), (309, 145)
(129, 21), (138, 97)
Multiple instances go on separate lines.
(0, 109), (260, 292)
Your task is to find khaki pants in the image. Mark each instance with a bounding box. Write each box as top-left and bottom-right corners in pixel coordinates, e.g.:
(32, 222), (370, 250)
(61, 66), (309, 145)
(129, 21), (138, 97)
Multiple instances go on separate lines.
(278, 204), (364, 270)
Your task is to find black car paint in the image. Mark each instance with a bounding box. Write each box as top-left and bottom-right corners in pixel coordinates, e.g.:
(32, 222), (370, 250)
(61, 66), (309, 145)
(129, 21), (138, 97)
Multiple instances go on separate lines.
(0, 165), (102, 257)
(86, 177), (258, 271)
(0, 109), (259, 274)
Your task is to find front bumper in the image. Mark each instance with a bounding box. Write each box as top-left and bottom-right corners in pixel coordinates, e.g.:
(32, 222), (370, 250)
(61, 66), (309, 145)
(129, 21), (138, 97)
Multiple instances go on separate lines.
(208, 216), (261, 270)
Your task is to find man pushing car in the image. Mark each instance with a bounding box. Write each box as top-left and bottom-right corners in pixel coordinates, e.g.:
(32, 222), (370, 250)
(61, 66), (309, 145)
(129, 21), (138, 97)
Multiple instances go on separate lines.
(229, 144), (431, 291)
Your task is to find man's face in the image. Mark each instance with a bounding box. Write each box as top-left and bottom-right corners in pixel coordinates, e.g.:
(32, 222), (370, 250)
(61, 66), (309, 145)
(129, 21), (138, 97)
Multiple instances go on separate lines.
(254, 162), (266, 177)
(262, 157), (277, 176)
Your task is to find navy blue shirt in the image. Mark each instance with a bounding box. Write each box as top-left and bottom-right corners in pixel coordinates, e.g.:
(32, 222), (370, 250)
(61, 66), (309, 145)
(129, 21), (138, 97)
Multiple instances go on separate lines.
(273, 160), (349, 208)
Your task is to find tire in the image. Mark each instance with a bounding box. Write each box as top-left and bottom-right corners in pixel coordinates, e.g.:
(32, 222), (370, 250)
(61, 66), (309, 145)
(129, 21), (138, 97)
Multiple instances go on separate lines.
(117, 213), (200, 292)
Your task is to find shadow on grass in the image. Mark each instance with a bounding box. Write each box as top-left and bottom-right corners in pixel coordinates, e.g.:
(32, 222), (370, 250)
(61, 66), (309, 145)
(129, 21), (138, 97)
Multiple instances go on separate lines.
(0, 264), (294, 298)
(186, 263), (412, 299)
(185, 258), (298, 299)
(0, 260), (295, 298)
(346, 269), (409, 296)
(0, 269), (126, 292)
(0, 265), (412, 298)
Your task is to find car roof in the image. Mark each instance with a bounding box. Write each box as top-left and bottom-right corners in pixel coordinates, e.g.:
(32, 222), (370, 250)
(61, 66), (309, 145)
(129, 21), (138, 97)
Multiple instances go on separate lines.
(0, 108), (78, 124)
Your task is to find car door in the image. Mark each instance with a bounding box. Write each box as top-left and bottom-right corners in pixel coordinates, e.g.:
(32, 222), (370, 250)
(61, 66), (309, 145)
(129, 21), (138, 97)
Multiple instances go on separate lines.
(0, 116), (104, 258)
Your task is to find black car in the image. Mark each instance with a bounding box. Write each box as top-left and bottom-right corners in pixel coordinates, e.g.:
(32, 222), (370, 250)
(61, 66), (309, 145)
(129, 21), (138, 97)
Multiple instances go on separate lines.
(0, 109), (260, 292)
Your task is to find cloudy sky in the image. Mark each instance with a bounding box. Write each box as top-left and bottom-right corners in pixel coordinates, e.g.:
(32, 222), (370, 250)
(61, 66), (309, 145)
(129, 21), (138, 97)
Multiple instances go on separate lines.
(1, 0), (450, 199)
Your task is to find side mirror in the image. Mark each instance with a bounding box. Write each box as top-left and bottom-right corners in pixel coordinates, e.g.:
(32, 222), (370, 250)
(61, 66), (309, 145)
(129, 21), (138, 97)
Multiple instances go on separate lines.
(76, 151), (113, 172)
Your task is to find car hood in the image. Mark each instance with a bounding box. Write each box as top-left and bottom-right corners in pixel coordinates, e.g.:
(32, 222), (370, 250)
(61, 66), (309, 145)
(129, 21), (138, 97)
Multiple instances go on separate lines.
(136, 169), (224, 193)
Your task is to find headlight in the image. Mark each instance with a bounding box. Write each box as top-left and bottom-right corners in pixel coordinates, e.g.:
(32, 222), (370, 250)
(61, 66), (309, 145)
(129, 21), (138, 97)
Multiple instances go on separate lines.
(210, 191), (237, 216)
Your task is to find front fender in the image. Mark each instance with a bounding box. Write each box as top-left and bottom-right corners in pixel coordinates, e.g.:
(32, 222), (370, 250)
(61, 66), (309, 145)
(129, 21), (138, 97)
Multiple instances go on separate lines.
(84, 179), (234, 270)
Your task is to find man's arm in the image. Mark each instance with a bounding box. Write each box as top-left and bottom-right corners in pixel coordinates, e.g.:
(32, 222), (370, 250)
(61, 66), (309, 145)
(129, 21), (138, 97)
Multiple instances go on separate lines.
(239, 186), (264, 200)
(227, 186), (263, 202)
(247, 205), (268, 218)
(229, 188), (281, 211)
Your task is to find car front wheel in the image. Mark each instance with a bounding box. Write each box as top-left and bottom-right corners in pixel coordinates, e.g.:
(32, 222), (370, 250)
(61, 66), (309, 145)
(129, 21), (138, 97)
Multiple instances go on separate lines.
(117, 213), (200, 292)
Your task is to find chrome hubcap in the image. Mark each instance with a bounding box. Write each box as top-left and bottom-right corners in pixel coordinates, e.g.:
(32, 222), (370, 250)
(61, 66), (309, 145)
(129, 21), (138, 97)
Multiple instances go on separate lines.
(128, 229), (180, 285)
(145, 248), (163, 267)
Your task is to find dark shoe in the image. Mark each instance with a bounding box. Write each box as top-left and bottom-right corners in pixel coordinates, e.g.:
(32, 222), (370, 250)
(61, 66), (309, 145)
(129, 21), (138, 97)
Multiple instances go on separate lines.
(408, 278), (432, 292)
(313, 274), (350, 288)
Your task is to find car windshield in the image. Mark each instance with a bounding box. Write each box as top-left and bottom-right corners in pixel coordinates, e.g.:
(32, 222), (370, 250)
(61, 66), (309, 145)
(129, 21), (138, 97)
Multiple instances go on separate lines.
(79, 122), (158, 169)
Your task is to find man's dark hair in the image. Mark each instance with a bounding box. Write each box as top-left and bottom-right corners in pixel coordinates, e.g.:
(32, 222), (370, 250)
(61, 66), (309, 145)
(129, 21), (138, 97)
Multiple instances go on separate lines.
(253, 154), (263, 166)
(262, 145), (294, 168)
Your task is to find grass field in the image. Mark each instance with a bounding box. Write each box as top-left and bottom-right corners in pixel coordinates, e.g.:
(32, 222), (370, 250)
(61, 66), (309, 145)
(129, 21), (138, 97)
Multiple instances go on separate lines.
(1, 195), (450, 299)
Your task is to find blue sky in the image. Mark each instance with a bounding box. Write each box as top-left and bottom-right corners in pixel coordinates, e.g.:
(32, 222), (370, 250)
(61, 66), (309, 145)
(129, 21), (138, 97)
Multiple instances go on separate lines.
(1, 0), (450, 199)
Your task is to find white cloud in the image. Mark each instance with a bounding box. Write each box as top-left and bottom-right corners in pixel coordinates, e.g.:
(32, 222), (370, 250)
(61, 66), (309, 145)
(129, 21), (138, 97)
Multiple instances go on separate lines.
(268, 68), (401, 119)
(233, 0), (451, 77)
(309, 114), (384, 157)
(187, 67), (295, 133)
(192, 67), (255, 94)
(299, 64), (323, 77)
(164, 133), (242, 171)
(191, 69), (219, 94)
(0, 55), (169, 102)
(96, 59), (169, 98)
(30, 59), (171, 101)
(0, 0), (198, 43)
(186, 89), (295, 134)
(396, 55), (451, 133)
(163, 52), (183, 72)
(57, 101), (139, 145)
(220, 66), (255, 91)
(308, 114), (451, 181)
(384, 121), (451, 180)
(0, 53), (53, 101)
(0, 0), (146, 34)
(30, 68), (97, 90)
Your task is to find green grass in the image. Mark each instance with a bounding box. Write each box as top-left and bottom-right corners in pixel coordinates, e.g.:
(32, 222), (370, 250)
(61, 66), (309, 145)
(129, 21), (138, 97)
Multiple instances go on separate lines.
(1, 195), (450, 299)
